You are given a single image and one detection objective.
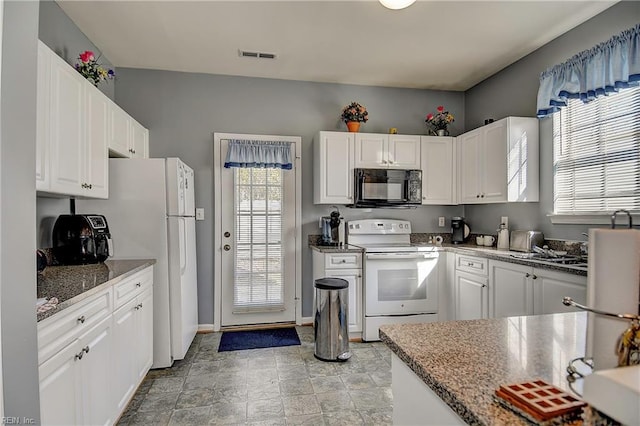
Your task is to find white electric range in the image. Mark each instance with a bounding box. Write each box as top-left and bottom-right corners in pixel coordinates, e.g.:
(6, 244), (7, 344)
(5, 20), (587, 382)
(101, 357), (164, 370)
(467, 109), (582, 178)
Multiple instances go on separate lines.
(347, 219), (439, 341)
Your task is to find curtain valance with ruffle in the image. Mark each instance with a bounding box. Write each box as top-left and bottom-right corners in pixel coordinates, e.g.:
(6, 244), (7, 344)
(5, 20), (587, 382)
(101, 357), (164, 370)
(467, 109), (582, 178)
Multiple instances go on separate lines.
(224, 140), (293, 170)
(537, 24), (640, 118)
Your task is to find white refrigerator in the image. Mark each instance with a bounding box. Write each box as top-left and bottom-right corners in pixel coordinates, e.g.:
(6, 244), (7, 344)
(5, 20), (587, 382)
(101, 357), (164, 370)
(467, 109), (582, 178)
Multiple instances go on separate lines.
(78, 157), (198, 368)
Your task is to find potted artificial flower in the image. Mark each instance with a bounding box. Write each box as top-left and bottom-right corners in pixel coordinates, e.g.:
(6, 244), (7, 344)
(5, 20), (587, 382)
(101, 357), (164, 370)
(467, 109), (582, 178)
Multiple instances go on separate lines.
(75, 50), (115, 87)
(340, 102), (369, 132)
(425, 106), (454, 136)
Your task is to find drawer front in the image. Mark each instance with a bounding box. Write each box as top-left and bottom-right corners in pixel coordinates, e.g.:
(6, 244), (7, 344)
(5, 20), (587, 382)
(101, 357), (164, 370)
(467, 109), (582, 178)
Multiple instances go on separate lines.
(38, 287), (112, 365)
(113, 266), (153, 309)
(455, 254), (488, 276)
(325, 253), (361, 269)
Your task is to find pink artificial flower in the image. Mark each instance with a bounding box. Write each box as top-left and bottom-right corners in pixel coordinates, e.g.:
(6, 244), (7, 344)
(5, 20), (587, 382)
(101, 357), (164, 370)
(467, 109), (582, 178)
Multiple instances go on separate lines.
(79, 51), (94, 63)
(426, 113), (434, 120)
(437, 106), (444, 112)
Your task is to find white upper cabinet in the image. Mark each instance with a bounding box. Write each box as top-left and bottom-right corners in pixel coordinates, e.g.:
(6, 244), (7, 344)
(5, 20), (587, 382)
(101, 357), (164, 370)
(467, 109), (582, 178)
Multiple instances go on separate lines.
(109, 104), (149, 159)
(37, 40), (108, 198)
(421, 136), (456, 205)
(313, 131), (354, 204)
(458, 117), (539, 204)
(355, 134), (421, 169)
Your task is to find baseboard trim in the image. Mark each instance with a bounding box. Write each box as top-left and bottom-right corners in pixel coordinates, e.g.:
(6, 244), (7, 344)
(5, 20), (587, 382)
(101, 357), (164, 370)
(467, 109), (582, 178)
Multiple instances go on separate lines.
(302, 316), (313, 326)
(197, 324), (215, 333)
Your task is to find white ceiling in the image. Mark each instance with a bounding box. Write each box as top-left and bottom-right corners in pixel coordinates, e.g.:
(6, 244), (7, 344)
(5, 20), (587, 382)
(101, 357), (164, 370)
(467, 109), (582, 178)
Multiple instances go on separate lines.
(56, 0), (617, 91)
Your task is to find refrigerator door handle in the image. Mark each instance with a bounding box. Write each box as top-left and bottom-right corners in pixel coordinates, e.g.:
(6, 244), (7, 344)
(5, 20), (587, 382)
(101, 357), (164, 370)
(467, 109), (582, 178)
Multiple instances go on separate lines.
(179, 218), (187, 276)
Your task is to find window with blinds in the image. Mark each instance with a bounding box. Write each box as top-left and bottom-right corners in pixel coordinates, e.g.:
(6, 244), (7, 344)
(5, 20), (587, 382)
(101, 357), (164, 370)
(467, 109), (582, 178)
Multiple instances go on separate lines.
(233, 167), (284, 313)
(553, 86), (640, 215)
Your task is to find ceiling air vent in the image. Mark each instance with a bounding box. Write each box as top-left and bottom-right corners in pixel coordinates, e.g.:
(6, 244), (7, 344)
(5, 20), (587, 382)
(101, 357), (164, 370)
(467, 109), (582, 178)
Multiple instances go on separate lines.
(239, 50), (277, 60)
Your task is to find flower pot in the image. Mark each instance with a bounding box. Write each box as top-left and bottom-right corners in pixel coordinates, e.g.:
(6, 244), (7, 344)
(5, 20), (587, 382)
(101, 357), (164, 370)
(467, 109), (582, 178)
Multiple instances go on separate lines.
(437, 129), (447, 136)
(346, 121), (361, 133)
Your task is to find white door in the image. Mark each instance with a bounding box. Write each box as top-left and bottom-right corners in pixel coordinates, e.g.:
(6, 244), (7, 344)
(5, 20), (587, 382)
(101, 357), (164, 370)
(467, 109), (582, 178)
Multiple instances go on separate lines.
(218, 137), (298, 326)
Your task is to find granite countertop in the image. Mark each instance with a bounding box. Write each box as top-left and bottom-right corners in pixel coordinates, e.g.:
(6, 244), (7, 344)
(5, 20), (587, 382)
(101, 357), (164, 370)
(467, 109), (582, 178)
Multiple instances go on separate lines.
(310, 242), (587, 276)
(380, 312), (587, 425)
(36, 258), (155, 322)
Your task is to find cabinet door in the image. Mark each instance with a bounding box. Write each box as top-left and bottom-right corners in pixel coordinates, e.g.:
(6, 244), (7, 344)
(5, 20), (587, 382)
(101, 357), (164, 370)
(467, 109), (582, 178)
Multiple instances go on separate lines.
(489, 261), (533, 318)
(421, 136), (455, 204)
(36, 41), (51, 191)
(136, 287), (154, 381)
(112, 298), (138, 413)
(481, 120), (508, 202)
(109, 102), (131, 157)
(355, 133), (387, 168)
(323, 268), (362, 333)
(131, 120), (149, 159)
(85, 84), (109, 199)
(49, 52), (85, 196)
(533, 270), (587, 315)
(454, 271), (489, 320)
(388, 135), (421, 169)
(313, 132), (354, 204)
(79, 316), (114, 426)
(39, 339), (83, 426)
(458, 130), (482, 204)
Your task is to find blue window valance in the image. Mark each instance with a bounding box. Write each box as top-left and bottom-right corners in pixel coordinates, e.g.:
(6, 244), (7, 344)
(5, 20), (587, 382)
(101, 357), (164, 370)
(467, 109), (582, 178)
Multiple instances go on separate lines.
(537, 23), (640, 118)
(224, 139), (293, 170)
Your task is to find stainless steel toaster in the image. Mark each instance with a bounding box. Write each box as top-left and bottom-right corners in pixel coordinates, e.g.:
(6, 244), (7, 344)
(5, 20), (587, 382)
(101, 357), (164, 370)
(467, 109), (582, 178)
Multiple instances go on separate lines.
(509, 230), (544, 252)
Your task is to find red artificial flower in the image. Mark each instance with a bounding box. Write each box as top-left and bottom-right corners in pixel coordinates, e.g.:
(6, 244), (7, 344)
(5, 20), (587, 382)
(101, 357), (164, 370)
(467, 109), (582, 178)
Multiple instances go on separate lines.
(79, 51), (94, 63)
(437, 106), (444, 112)
(426, 113), (434, 120)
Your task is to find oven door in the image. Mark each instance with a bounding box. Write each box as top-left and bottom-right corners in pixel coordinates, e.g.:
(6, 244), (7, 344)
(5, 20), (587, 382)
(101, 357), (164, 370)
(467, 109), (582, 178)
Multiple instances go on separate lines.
(364, 252), (439, 315)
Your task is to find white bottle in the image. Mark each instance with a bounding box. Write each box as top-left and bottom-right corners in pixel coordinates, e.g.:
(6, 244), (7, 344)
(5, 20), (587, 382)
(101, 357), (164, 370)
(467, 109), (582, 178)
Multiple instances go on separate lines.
(497, 223), (510, 250)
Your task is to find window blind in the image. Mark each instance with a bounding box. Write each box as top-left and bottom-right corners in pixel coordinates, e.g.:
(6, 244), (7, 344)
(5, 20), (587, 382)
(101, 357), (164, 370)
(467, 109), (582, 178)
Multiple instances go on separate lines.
(233, 167), (285, 313)
(553, 86), (640, 214)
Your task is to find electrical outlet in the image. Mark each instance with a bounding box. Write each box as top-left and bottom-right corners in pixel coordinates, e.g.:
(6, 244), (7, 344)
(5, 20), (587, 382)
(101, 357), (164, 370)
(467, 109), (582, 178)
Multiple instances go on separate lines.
(196, 208), (205, 221)
(501, 216), (508, 227)
(438, 217), (445, 227)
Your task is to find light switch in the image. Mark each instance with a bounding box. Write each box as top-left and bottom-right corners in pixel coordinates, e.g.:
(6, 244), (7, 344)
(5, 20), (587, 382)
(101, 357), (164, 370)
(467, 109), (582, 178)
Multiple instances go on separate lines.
(438, 217), (445, 227)
(196, 208), (205, 221)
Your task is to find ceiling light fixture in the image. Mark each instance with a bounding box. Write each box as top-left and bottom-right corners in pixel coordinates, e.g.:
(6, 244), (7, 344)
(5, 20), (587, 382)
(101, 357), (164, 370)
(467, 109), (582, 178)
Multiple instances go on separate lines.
(379, 0), (417, 10)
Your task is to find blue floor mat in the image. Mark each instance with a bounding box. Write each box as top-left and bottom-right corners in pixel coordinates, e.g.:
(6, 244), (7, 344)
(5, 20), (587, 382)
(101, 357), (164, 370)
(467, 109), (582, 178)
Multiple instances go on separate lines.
(218, 327), (301, 352)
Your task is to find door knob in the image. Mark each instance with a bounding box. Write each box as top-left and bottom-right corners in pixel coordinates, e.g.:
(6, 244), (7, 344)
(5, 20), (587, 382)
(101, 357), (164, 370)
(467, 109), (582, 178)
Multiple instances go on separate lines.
(223, 245), (231, 251)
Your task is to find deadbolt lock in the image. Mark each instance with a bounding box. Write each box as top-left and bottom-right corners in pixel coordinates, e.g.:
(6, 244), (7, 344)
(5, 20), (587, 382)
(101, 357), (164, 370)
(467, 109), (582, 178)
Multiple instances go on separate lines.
(223, 245), (231, 251)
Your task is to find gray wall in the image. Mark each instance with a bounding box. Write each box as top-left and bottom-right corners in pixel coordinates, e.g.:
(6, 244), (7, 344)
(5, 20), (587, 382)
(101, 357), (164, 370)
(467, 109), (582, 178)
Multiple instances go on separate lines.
(114, 70), (464, 321)
(1, 0), (41, 420)
(463, 2), (640, 240)
(38, 0), (115, 100)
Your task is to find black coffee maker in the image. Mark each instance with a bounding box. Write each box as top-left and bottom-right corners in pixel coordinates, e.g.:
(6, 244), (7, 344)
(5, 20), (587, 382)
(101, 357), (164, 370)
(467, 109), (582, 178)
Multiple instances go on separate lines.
(451, 217), (470, 244)
(319, 208), (345, 246)
(53, 214), (113, 265)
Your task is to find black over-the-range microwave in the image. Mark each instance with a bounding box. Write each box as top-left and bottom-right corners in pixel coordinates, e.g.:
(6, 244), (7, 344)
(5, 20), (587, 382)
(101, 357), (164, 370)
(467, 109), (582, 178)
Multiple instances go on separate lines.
(351, 168), (422, 208)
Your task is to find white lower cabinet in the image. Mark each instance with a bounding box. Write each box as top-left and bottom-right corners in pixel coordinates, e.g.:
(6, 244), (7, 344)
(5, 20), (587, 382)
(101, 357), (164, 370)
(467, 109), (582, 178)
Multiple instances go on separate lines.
(489, 261), (534, 318)
(39, 314), (113, 426)
(533, 269), (587, 315)
(38, 266), (154, 425)
(454, 254), (489, 320)
(488, 260), (587, 317)
(312, 251), (362, 334)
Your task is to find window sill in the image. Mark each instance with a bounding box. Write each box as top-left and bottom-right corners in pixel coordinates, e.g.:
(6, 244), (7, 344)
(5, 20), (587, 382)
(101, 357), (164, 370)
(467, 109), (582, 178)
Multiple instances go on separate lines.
(548, 213), (639, 225)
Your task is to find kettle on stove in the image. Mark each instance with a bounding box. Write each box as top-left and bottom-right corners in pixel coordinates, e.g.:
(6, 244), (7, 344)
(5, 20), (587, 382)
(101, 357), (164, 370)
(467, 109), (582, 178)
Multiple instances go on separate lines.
(319, 207), (345, 246)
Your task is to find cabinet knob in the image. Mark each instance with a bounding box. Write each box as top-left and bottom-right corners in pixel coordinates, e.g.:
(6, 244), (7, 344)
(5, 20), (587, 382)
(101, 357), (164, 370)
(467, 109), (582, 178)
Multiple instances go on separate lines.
(83, 346), (90, 354)
(422, 197), (426, 200)
(381, 160), (387, 164)
(136, 282), (142, 287)
(532, 275), (537, 280)
(525, 273), (530, 278)
(340, 260), (346, 263)
(77, 315), (86, 324)
(476, 194), (480, 198)
(481, 284), (487, 288)
(480, 194), (485, 198)
(88, 184), (92, 189)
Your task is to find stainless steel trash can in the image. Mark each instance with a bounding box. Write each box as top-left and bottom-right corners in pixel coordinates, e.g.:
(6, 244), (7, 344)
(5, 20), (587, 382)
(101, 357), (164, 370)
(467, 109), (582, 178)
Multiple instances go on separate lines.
(314, 277), (351, 362)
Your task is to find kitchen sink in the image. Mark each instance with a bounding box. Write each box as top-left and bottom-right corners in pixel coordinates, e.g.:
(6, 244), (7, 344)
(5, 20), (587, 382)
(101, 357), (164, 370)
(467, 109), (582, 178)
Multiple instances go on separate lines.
(510, 253), (588, 268)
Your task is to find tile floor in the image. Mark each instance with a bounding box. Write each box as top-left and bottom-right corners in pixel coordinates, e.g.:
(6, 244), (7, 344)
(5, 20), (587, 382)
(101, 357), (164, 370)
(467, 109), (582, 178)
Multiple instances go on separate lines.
(117, 326), (393, 425)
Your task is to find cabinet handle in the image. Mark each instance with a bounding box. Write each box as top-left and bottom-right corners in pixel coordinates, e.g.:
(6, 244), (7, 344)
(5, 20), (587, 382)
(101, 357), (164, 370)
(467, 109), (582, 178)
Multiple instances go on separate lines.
(480, 194), (485, 198)
(136, 282), (142, 287)
(381, 160), (387, 164)
(88, 184), (92, 189)
(525, 273), (530, 278)
(75, 351), (84, 361)
(129, 148), (134, 153)
(132, 149), (136, 154)
(340, 260), (346, 263)
(135, 303), (143, 310)
(532, 274), (537, 280)
(476, 194), (480, 198)
(82, 346), (90, 354)
(481, 284), (487, 288)
(77, 315), (86, 324)
(388, 160), (394, 164)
